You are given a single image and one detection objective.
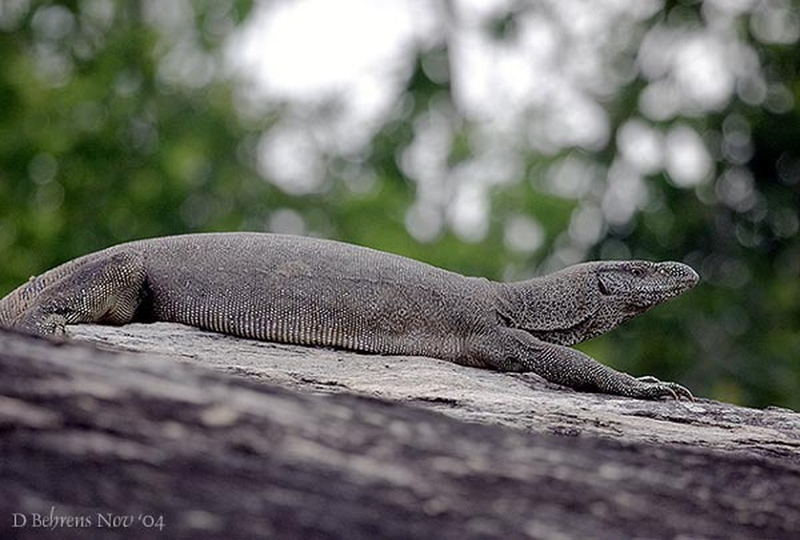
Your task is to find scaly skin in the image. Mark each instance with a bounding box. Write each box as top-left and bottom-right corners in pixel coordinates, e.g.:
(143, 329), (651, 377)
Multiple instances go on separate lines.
(0, 233), (699, 400)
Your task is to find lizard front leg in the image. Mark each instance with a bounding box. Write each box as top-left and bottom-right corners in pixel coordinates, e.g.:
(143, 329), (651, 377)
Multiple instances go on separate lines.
(469, 327), (693, 400)
(12, 251), (147, 337)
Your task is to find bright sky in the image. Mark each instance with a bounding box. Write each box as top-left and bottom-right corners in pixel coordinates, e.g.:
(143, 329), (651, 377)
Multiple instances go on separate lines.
(231, 0), (425, 98)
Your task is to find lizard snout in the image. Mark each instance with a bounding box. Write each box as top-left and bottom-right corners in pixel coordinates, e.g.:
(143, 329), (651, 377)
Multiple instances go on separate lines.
(657, 262), (699, 288)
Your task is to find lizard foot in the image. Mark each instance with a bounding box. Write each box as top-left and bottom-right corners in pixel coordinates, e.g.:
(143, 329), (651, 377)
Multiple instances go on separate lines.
(13, 311), (67, 339)
(634, 375), (694, 401)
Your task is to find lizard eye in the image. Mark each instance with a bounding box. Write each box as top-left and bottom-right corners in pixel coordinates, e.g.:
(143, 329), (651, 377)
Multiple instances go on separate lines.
(631, 267), (644, 278)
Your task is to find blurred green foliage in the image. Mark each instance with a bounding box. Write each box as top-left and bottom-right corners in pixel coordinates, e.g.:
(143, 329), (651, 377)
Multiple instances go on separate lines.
(1, 1), (798, 409)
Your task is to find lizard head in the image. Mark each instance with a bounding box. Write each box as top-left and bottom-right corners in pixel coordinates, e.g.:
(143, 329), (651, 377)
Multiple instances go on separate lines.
(580, 260), (699, 342)
(595, 260), (699, 308)
(502, 260), (699, 346)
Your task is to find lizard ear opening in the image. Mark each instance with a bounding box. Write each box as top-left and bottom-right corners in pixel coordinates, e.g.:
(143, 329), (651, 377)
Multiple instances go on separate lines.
(598, 276), (611, 296)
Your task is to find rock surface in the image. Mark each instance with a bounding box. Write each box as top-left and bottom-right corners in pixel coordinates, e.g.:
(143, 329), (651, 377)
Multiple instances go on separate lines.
(1, 322), (798, 539)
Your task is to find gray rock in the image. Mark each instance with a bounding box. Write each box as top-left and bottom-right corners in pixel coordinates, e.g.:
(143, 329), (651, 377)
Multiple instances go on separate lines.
(71, 323), (800, 457)
(0, 322), (797, 539)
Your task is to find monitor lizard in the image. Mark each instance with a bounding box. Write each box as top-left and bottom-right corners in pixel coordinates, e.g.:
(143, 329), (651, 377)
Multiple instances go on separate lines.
(0, 232), (699, 400)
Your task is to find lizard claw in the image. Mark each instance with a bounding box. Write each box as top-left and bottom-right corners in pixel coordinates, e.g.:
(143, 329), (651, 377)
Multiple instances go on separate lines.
(635, 375), (694, 401)
(664, 381), (694, 401)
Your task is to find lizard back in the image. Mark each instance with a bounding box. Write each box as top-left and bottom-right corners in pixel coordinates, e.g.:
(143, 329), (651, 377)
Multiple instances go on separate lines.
(129, 233), (492, 359)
